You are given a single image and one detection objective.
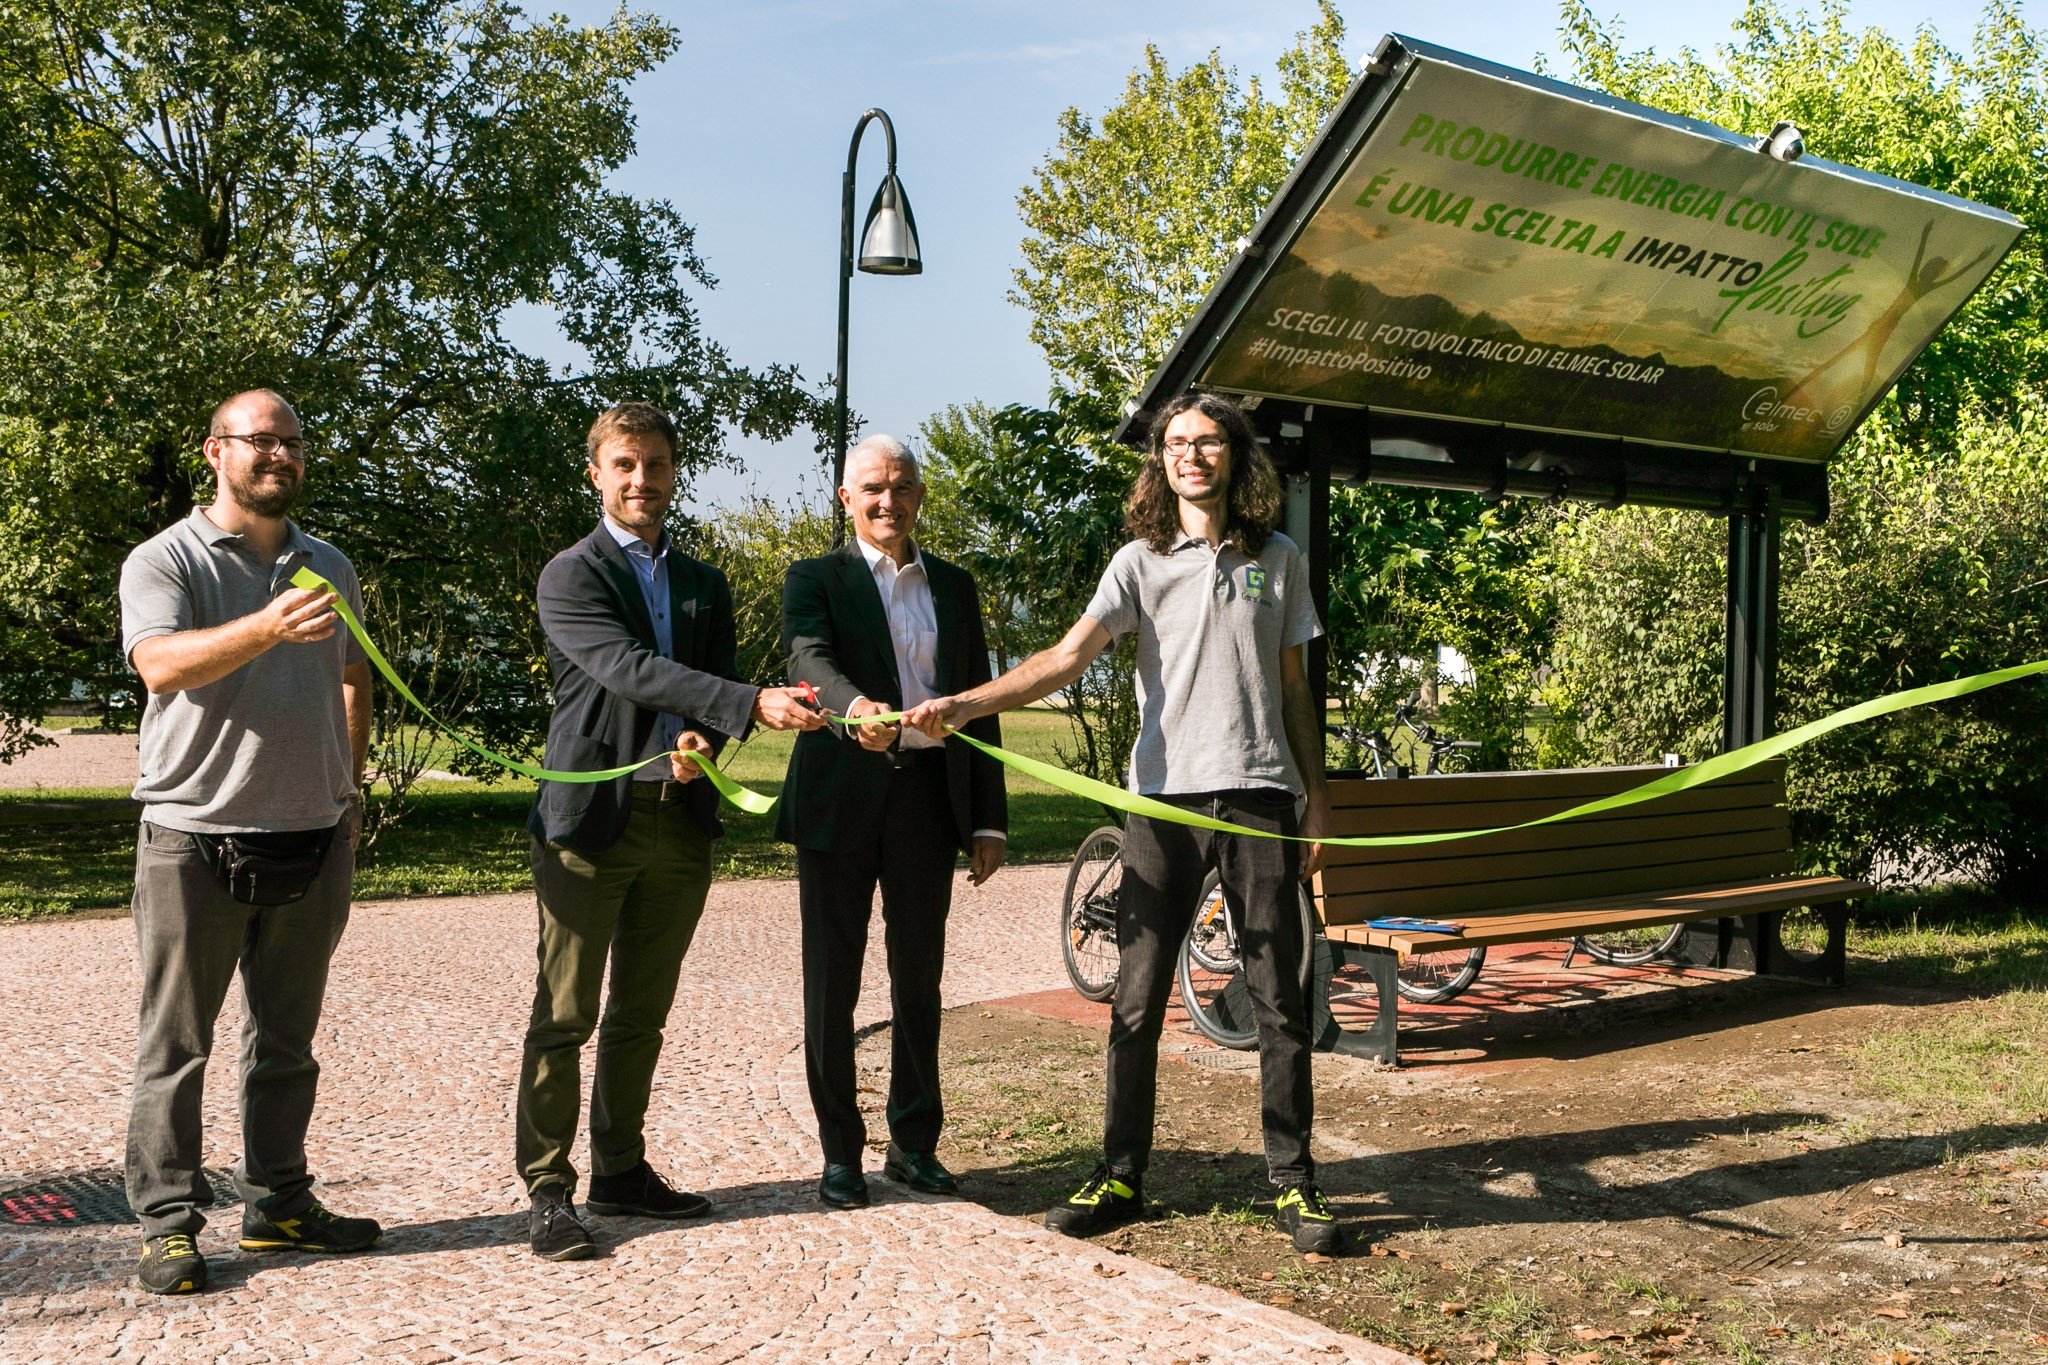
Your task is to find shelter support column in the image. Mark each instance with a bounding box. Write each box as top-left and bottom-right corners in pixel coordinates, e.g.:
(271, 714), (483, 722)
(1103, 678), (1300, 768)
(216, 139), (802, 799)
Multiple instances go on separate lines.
(1680, 472), (1783, 969)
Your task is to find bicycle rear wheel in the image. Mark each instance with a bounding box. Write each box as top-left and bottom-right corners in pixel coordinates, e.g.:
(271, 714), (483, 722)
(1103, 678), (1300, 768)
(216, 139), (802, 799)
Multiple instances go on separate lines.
(1395, 946), (1488, 1003)
(1177, 873), (1315, 1051)
(1572, 922), (1686, 966)
(1060, 825), (1124, 1001)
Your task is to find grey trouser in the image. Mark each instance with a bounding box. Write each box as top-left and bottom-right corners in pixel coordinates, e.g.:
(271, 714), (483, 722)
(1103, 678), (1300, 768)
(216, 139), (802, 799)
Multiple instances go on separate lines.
(517, 797), (714, 1195)
(1106, 788), (1314, 1187)
(125, 820), (354, 1238)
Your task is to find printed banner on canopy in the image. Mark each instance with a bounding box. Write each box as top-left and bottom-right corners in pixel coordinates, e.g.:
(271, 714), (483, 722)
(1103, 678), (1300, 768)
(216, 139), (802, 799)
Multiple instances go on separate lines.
(1197, 51), (2022, 461)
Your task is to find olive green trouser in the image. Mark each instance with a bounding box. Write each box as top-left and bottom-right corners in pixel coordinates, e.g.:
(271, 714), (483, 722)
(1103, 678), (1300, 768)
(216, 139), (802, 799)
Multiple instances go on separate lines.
(516, 798), (712, 1195)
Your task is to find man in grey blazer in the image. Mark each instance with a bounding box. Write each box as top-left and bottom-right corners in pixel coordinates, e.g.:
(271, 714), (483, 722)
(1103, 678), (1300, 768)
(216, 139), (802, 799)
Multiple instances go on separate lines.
(519, 401), (823, 1260)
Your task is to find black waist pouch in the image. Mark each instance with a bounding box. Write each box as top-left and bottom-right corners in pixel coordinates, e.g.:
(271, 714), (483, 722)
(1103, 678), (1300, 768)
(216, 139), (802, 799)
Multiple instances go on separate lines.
(195, 825), (338, 906)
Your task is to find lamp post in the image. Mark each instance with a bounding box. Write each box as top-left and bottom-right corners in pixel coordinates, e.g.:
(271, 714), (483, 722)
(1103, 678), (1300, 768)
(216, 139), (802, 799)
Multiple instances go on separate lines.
(832, 107), (922, 547)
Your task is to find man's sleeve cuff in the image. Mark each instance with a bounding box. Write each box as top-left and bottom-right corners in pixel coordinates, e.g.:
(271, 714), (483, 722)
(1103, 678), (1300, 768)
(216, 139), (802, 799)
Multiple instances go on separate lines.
(971, 829), (1007, 842)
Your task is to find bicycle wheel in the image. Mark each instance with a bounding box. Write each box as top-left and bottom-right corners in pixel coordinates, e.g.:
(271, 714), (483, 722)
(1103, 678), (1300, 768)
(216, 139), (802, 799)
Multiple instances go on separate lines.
(1060, 825), (1124, 1001)
(1177, 873), (1316, 1051)
(1428, 741), (1483, 775)
(1395, 945), (1488, 1004)
(1572, 922), (1686, 967)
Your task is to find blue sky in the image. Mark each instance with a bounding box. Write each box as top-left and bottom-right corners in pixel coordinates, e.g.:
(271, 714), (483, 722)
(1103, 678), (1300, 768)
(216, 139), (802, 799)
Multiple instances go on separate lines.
(509, 0), (2008, 515)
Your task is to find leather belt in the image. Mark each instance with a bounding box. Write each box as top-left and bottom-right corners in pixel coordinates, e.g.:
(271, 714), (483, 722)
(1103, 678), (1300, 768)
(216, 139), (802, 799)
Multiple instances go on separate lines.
(636, 779), (696, 802)
(887, 746), (949, 772)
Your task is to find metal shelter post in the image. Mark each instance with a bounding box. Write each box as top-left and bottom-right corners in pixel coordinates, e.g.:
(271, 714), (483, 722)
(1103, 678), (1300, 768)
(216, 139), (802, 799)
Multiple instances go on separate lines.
(1681, 470), (1783, 968)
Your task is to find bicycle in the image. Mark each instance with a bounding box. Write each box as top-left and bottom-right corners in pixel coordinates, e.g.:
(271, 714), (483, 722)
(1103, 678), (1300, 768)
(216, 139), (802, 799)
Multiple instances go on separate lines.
(1177, 869), (1316, 1050)
(1322, 699), (1487, 1005)
(1059, 824), (1125, 1001)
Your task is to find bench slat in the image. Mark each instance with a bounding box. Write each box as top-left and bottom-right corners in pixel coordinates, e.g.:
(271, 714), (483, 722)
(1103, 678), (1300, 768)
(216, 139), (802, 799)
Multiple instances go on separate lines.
(1326, 760), (1785, 810)
(1317, 850), (1796, 922)
(1323, 875), (1872, 954)
(1323, 806), (1788, 859)
(1324, 784), (1786, 837)
(1318, 827), (1792, 897)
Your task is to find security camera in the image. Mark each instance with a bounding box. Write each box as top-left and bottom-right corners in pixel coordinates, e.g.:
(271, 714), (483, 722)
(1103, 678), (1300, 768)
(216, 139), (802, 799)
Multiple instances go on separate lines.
(1754, 120), (1805, 163)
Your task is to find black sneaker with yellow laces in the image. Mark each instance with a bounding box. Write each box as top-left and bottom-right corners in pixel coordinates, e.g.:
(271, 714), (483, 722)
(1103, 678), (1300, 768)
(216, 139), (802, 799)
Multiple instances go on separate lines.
(240, 1198), (382, 1254)
(1273, 1182), (1342, 1254)
(138, 1232), (207, 1294)
(1044, 1165), (1143, 1237)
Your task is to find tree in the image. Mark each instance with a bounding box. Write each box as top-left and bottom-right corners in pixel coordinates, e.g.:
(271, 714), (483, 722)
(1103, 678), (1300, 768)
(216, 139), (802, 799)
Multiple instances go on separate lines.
(0, 0), (823, 769)
(1012, 2), (1351, 408)
(1554, 0), (2048, 444)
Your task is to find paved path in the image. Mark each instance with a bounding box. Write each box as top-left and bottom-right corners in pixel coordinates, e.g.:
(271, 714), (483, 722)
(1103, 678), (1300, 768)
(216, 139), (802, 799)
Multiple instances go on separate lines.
(0, 865), (1412, 1363)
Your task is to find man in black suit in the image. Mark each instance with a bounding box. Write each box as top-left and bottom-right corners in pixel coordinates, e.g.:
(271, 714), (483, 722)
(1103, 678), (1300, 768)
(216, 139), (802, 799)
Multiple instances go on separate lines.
(519, 402), (824, 1261)
(777, 434), (1007, 1209)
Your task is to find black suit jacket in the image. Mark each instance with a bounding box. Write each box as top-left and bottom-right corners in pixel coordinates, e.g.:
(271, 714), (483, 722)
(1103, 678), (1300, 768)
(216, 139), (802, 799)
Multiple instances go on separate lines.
(774, 542), (1006, 854)
(527, 523), (758, 856)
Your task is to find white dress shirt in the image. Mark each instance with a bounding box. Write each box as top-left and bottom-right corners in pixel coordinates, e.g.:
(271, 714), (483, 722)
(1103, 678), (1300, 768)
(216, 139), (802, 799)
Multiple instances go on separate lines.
(853, 536), (1003, 844)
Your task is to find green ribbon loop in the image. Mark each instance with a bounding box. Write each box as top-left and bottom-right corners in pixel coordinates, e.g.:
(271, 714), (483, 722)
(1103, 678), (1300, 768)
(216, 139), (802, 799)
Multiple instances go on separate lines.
(299, 563), (2043, 842)
(835, 656), (2048, 847)
(292, 567), (777, 814)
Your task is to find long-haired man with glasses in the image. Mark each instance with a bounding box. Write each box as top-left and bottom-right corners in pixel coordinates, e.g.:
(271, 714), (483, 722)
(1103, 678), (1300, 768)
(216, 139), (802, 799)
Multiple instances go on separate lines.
(906, 390), (1343, 1254)
(118, 388), (380, 1294)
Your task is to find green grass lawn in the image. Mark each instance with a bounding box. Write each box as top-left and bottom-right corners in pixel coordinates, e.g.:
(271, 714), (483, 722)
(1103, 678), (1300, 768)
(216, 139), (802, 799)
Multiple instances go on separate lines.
(0, 708), (1111, 918)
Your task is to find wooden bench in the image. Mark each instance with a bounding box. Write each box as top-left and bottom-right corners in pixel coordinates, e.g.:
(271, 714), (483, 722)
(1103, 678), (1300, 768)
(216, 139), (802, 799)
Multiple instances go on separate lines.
(1307, 759), (1871, 1063)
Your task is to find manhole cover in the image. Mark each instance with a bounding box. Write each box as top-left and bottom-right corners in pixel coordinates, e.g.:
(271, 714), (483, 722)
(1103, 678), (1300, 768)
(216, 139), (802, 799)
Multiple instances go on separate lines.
(0, 1168), (235, 1227)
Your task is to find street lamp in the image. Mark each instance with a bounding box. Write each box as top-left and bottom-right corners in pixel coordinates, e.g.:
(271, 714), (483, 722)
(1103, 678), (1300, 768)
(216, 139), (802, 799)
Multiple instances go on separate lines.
(832, 107), (922, 547)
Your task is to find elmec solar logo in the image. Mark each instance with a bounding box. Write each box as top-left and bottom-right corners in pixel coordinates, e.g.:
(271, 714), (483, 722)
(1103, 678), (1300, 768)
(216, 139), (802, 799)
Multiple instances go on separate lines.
(1741, 386), (1855, 436)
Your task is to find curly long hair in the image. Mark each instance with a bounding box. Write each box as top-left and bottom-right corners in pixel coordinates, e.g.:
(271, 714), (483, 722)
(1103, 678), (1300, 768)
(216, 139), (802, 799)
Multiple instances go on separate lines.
(1125, 391), (1281, 556)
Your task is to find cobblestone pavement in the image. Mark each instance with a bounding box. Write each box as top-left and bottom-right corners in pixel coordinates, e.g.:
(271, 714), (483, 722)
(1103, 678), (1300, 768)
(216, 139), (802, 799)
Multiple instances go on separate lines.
(1, 864), (1413, 1363)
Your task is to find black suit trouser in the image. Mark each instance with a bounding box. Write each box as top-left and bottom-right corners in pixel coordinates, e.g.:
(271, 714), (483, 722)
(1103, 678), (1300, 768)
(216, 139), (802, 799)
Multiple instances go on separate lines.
(797, 758), (959, 1166)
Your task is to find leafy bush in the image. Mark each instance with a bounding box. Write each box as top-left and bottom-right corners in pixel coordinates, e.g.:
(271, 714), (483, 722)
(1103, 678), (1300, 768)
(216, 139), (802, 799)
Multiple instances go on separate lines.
(1543, 406), (2048, 901)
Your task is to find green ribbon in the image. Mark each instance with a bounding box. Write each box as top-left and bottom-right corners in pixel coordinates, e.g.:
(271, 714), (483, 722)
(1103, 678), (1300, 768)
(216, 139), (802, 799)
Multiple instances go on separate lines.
(291, 568), (777, 814)
(835, 655), (2048, 847)
(300, 563), (2043, 843)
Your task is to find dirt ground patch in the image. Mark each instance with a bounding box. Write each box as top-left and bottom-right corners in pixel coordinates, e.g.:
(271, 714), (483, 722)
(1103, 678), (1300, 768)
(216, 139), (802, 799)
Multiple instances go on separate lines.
(860, 974), (2048, 1363)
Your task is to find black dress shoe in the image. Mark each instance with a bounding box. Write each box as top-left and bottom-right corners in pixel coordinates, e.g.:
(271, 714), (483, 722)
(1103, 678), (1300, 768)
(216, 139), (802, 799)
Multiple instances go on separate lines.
(529, 1183), (596, 1261)
(882, 1144), (959, 1195)
(586, 1160), (713, 1220)
(818, 1163), (870, 1209)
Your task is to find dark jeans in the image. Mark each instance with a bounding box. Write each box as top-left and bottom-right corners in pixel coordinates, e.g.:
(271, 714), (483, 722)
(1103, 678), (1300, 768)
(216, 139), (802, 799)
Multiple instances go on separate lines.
(125, 819), (354, 1238)
(797, 759), (958, 1166)
(1106, 788), (1314, 1187)
(517, 798), (713, 1194)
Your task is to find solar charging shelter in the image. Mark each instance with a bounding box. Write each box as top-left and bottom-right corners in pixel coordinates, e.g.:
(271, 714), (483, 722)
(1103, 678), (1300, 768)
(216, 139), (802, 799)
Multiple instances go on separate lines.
(1115, 34), (2022, 757)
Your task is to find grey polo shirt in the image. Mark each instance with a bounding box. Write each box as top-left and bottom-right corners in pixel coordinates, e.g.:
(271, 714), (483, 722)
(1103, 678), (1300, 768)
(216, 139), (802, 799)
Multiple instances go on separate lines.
(1083, 530), (1324, 797)
(119, 508), (366, 834)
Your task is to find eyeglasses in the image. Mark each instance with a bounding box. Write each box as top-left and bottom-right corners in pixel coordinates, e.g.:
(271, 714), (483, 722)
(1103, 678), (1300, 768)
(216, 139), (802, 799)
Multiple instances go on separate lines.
(1162, 436), (1227, 458)
(218, 432), (307, 459)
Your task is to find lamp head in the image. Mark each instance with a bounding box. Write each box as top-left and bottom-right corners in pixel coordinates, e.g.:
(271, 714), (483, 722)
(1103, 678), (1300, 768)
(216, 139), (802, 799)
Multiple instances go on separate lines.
(858, 172), (922, 275)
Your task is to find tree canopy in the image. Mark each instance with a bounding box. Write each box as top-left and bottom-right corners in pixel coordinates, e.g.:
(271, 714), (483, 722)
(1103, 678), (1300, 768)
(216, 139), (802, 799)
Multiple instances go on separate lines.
(0, 0), (822, 764)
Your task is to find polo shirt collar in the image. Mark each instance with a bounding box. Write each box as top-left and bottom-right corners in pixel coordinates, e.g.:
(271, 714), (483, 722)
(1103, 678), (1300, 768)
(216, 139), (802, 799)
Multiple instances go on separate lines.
(187, 506), (316, 556)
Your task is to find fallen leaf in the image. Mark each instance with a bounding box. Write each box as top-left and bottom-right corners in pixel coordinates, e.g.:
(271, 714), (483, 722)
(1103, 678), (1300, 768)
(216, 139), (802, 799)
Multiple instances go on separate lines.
(1883, 1232), (1906, 1248)
(1303, 1251), (1334, 1264)
(1570, 1326), (1620, 1342)
(1564, 1355), (1601, 1365)
(1871, 1185), (1897, 1196)
(1092, 1263), (1123, 1278)
(1476, 1344), (1499, 1361)
(1258, 1272), (1274, 1281)
(1438, 1301), (1468, 1316)
(1764, 1326), (1790, 1337)
(1872, 1307), (1908, 1320)
(1626, 1307), (1655, 1318)
(1414, 1349), (1445, 1364)
(1521, 1352), (1555, 1365)
(1368, 1243), (1390, 1257)
(1726, 1274), (1765, 1285)
(1394, 1247), (1414, 1260)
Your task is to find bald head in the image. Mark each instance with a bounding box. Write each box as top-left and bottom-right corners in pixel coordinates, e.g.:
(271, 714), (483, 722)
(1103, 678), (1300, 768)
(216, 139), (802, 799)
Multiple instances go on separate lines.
(209, 388), (296, 438)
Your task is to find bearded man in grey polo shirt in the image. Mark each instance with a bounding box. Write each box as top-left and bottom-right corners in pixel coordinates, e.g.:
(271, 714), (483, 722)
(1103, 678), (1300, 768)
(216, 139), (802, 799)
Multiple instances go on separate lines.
(117, 388), (380, 1295)
(907, 390), (1343, 1255)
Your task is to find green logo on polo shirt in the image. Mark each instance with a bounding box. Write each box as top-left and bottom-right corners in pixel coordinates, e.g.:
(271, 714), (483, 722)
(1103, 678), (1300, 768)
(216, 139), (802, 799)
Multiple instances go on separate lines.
(1243, 566), (1268, 599)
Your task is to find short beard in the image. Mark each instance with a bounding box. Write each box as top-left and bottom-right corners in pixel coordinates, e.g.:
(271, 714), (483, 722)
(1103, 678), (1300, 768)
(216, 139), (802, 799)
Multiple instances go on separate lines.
(225, 465), (299, 519)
